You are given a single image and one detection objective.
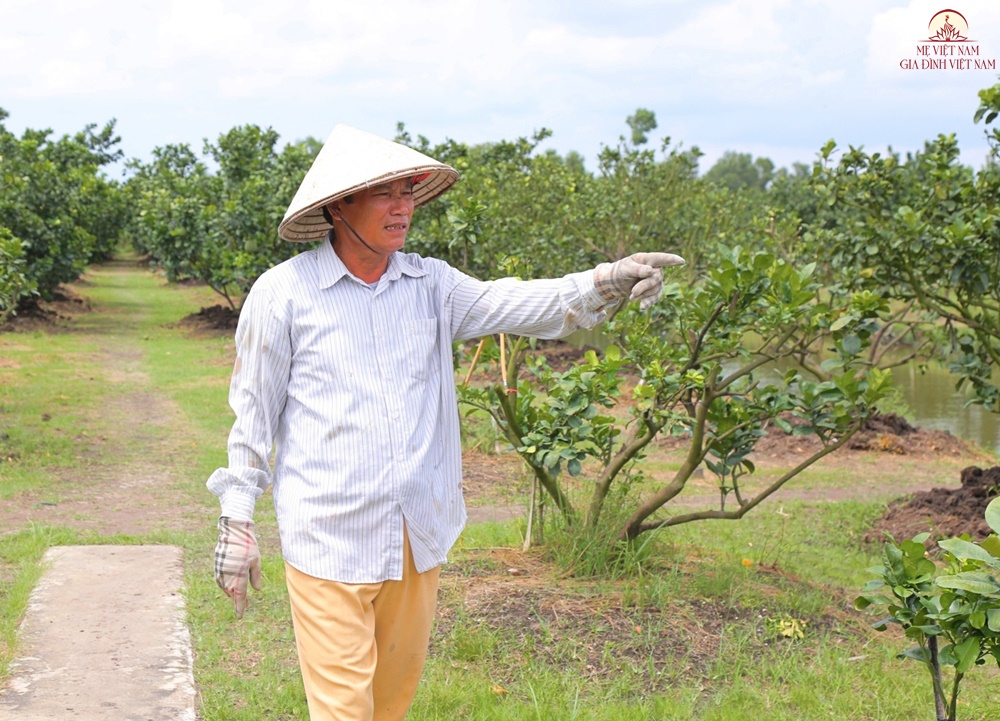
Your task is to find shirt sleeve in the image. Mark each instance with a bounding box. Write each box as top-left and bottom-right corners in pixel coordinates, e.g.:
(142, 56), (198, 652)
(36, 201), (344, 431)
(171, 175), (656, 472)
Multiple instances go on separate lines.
(206, 281), (292, 520)
(446, 266), (611, 342)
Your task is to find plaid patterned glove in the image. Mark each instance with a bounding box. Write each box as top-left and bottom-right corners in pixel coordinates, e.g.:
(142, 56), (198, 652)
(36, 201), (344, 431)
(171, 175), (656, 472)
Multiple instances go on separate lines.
(215, 517), (262, 619)
(593, 252), (685, 310)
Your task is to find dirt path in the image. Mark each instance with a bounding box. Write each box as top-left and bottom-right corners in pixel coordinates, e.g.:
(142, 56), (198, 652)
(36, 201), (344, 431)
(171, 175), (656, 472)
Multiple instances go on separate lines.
(0, 260), (208, 537)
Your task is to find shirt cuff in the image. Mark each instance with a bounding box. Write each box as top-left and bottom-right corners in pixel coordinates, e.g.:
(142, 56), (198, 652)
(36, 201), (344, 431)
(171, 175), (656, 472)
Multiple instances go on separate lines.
(570, 270), (617, 314)
(218, 489), (257, 521)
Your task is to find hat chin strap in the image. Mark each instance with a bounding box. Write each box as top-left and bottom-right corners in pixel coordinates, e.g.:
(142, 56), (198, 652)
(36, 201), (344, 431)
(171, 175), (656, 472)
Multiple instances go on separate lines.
(333, 210), (381, 255)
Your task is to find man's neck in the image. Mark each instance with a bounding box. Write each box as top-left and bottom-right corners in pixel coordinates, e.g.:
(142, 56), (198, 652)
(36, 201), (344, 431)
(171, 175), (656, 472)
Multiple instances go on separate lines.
(331, 238), (390, 284)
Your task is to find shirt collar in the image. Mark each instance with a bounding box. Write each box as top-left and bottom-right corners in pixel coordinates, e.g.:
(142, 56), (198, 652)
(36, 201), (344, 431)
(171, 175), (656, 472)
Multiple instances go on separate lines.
(315, 234), (427, 290)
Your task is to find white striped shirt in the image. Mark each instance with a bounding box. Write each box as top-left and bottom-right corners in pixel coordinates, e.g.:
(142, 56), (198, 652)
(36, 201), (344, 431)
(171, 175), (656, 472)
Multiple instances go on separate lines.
(207, 238), (609, 582)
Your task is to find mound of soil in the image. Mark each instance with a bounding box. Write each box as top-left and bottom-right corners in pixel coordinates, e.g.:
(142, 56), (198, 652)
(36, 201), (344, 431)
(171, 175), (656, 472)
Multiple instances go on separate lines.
(699, 412), (971, 462)
(865, 465), (1000, 544)
(540, 342), (592, 371)
(757, 413), (967, 458)
(1, 289), (90, 332)
(179, 304), (240, 331)
(846, 413), (965, 454)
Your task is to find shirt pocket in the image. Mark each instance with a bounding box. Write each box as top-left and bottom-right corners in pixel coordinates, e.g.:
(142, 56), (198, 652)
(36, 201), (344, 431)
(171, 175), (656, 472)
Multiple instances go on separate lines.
(400, 318), (438, 381)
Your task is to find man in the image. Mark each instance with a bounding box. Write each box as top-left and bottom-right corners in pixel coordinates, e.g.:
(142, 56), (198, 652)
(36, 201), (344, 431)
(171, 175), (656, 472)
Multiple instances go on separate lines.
(208, 124), (684, 721)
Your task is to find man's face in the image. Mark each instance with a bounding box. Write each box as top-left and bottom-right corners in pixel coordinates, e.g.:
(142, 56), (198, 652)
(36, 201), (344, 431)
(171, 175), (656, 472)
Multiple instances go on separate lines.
(331, 178), (415, 257)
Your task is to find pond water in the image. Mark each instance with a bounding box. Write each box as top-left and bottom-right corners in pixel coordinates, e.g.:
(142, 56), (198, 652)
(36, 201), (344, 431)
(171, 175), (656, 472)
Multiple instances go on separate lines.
(564, 329), (1000, 456)
(894, 361), (1000, 456)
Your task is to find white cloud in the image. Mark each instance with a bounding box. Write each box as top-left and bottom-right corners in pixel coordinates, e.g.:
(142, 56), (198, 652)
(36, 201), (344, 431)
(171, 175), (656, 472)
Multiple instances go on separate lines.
(2, 0), (998, 172)
(28, 59), (132, 97)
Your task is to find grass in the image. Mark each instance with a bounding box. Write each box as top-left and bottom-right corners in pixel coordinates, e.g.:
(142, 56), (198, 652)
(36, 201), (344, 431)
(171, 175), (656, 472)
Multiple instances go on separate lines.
(418, 500), (1000, 720)
(2, 253), (999, 719)
(0, 526), (78, 674)
(0, 332), (110, 500)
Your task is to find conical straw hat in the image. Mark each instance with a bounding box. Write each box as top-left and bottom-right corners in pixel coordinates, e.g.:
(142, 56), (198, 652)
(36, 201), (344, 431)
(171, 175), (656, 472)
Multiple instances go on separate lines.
(279, 124), (460, 242)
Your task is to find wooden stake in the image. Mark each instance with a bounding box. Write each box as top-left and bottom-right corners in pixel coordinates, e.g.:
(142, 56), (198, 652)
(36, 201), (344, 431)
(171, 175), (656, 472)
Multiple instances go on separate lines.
(523, 474), (536, 551)
(499, 333), (508, 390)
(462, 338), (487, 386)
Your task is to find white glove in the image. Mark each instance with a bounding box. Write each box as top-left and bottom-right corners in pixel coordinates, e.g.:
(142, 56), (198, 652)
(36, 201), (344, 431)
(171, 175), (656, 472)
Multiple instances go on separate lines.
(214, 517), (262, 619)
(593, 252), (686, 310)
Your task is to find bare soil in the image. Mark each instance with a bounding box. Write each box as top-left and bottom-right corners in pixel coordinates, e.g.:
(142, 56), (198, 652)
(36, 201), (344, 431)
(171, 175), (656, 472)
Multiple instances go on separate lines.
(179, 303), (240, 331)
(865, 465), (1000, 544)
(0, 288), (92, 333)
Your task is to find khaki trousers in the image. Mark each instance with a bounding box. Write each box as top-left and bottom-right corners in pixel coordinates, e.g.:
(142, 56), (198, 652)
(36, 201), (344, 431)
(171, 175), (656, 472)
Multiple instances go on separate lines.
(284, 532), (441, 721)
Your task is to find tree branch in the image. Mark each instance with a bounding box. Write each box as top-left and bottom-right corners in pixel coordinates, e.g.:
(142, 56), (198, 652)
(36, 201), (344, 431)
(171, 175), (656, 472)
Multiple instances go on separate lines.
(614, 368), (719, 541)
(496, 382), (577, 522)
(586, 412), (663, 527)
(630, 416), (865, 536)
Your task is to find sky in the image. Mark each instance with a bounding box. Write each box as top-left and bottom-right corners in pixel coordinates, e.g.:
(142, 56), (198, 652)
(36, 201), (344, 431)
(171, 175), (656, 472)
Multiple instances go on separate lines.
(3, 0), (1000, 177)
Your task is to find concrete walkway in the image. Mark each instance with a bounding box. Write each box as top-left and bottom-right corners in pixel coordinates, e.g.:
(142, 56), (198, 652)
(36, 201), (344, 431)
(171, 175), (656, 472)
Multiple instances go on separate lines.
(0, 545), (196, 721)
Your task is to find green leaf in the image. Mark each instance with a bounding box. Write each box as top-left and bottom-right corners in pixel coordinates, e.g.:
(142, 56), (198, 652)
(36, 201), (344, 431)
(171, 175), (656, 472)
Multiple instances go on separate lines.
(980, 535), (1000, 559)
(841, 333), (862, 356)
(936, 572), (1000, 595)
(900, 538), (928, 561)
(567, 458), (582, 476)
(899, 645), (929, 663)
(987, 608), (1000, 632)
(829, 315), (853, 332)
(986, 497), (1000, 535)
(938, 643), (959, 667)
(872, 617), (894, 631)
(862, 577), (886, 591)
(938, 538), (1000, 567)
(884, 542), (905, 583)
(855, 594), (894, 610)
(955, 637), (981, 674)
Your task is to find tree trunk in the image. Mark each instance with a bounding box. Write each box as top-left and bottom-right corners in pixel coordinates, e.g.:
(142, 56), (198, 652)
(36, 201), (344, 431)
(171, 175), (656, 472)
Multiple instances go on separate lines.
(928, 636), (949, 721)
